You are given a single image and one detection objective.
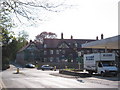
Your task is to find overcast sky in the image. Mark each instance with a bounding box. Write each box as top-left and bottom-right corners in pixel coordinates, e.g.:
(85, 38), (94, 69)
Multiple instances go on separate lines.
(12, 0), (119, 40)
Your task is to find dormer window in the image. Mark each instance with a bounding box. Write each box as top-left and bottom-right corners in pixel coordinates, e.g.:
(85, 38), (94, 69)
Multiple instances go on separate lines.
(68, 43), (71, 45)
(74, 42), (78, 47)
(58, 42), (69, 48)
(75, 43), (78, 47)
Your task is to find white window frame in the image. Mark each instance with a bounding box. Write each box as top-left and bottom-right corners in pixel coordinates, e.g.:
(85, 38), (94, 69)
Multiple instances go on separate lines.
(44, 50), (47, 55)
(62, 50), (65, 54)
(50, 50), (54, 54)
(56, 57), (59, 62)
(50, 57), (53, 62)
(56, 50), (59, 54)
(44, 58), (47, 62)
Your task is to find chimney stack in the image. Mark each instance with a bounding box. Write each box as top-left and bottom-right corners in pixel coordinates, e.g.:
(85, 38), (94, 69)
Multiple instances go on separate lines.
(101, 34), (104, 39)
(71, 35), (73, 39)
(61, 33), (63, 39)
(96, 36), (98, 40)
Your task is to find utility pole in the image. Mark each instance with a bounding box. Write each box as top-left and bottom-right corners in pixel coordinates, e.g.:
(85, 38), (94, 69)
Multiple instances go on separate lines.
(77, 52), (82, 70)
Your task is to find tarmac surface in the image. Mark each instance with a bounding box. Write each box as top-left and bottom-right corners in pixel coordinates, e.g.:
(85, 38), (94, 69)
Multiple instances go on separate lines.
(0, 65), (119, 89)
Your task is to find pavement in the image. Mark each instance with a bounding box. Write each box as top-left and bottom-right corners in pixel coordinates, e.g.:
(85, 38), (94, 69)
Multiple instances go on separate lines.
(50, 72), (119, 88)
(50, 72), (119, 80)
(0, 77), (6, 90)
(1, 64), (119, 88)
(0, 71), (3, 89)
(0, 79), (2, 89)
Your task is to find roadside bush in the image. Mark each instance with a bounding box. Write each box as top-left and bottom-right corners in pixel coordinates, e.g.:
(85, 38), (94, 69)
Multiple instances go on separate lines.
(2, 57), (10, 70)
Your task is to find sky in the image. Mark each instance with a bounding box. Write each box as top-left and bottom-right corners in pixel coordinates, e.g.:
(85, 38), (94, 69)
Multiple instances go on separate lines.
(12, 0), (119, 40)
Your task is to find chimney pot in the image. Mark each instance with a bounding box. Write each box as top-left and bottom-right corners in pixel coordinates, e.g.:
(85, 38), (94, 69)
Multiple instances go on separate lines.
(101, 34), (104, 39)
(61, 33), (63, 39)
(71, 35), (73, 39)
(96, 36), (98, 40)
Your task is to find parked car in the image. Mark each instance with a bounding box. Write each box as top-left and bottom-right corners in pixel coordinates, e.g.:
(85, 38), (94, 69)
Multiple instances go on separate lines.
(41, 65), (54, 70)
(25, 64), (35, 68)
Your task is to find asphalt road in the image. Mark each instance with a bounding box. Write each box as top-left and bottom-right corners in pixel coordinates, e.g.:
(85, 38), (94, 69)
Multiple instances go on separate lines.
(1, 65), (119, 88)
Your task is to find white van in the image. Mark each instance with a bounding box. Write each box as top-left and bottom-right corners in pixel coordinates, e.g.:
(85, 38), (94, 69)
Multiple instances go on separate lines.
(84, 53), (118, 76)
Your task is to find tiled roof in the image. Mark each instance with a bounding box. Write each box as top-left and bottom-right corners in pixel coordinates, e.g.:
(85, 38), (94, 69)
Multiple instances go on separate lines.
(18, 41), (42, 52)
(17, 38), (96, 52)
(18, 43), (31, 52)
(43, 39), (96, 48)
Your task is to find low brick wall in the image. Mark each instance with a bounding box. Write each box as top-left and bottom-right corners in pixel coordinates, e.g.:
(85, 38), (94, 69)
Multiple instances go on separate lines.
(37, 62), (83, 69)
(59, 69), (91, 77)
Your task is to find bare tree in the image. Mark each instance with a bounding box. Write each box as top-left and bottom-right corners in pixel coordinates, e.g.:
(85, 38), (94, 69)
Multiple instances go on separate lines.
(35, 31), (57, 43)
(0, 0), (71, 25)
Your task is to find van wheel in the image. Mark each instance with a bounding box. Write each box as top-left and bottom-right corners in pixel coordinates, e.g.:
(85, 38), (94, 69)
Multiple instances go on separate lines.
(101, 72), (105, 77)
(88, 71), (93, 75)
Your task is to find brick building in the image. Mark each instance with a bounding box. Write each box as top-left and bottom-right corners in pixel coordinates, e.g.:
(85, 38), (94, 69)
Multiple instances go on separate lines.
(16, 40), (42, 64)
(16, 34), (119, 69)
(16, 33), (96, 65)
(42, 33), (96, 63)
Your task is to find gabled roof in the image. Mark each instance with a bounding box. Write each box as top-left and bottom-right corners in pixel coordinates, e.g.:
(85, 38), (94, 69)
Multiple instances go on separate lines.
(17, 38), (96, 52)
(43, 39), (96, 48)
(57, 41), (70, 48)
(18, 41), (42, 52)
(18, 43), (31, 52)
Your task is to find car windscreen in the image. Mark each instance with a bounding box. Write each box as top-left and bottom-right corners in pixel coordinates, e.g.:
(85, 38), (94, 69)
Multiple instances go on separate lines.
(44, 66), (50, 67)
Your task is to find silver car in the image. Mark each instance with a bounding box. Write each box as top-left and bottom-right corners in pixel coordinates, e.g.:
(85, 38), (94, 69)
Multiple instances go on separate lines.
(41, 65), (54, 70)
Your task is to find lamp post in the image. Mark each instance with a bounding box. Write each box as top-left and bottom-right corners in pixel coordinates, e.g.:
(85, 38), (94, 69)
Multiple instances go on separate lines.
(77, 52), (82, 70)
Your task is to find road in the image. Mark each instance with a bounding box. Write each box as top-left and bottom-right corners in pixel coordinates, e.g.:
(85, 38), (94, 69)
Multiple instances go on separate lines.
(1, 65), (119, 88)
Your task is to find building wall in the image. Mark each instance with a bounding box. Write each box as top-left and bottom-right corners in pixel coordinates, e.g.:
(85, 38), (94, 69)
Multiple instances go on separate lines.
(42, 48), (93, 63)
(16, 51), (25, 65)
(16, 42), (42, 65)
(16, 39), (119, 68)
